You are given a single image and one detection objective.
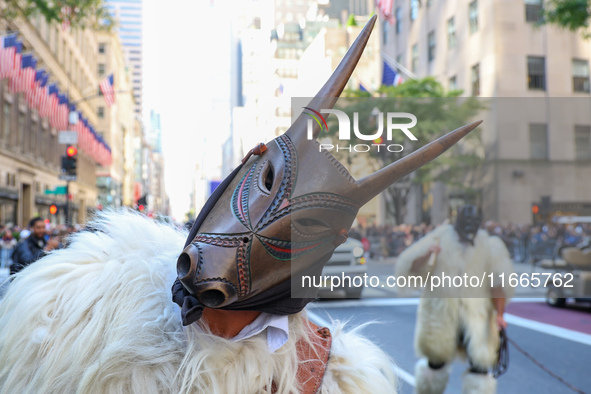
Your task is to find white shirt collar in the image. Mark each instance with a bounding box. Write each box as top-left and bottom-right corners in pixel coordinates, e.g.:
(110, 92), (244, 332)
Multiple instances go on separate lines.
(230, 312), (289, 353)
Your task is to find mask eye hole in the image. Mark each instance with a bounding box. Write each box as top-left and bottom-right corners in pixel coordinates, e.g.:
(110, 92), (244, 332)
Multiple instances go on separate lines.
(259, 162), (275, 194)
(293, 218), (332, 234)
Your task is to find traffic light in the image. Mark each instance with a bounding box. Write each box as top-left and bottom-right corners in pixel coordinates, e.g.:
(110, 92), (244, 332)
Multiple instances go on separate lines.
(540, 196), (552, 215)
(136, 195), (147, 212)
(49, 204), (58, 215)
(61, 145), (78, 176)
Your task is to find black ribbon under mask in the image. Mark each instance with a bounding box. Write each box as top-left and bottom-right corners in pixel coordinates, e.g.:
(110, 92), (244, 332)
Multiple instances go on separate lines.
(171, 163), (324, 326)
(454, 221), (477, 246)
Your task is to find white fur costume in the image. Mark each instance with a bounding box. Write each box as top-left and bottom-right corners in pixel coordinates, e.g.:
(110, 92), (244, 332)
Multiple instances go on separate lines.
(0, 212), (396, 394)
(395, 224), (514, 394)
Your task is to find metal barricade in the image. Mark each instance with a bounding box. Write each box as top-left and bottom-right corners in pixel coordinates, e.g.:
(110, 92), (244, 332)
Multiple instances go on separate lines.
(528, 239), (558, 266)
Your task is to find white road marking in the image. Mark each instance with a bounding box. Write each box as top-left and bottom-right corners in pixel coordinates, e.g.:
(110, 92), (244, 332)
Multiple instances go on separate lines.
(504, 314), (591, 346)
(309, 297), (546, 309)
(310, 298), (591, 346)
(391, 365), (416, 387)
(306, 309), (416, 387)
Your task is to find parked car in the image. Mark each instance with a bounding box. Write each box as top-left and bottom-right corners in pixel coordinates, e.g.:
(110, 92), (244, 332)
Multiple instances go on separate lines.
(545, 247), (591, 307)
(320, 238), (367, 298)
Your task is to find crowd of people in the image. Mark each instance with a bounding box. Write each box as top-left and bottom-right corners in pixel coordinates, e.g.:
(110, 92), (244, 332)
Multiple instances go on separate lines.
(0, 219), (79, 274)
(349, 220), (591, 262)
(3, 216), (591, 274)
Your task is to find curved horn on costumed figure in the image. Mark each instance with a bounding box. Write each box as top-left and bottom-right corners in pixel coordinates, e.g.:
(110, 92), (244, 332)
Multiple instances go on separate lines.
(351, 120), (483, 205)
(286, 15), (377, 141)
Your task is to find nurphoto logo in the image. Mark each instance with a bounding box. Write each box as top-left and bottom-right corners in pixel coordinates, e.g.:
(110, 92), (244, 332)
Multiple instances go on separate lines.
(303, 107), (418, 153)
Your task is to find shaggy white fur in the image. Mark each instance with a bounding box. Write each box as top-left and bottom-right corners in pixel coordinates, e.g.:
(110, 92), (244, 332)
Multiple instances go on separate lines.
(396, 225), (514, 370)
(0, 211), (396, 394)
(414, 358), (449, 394)
(461, 372), (496, 394)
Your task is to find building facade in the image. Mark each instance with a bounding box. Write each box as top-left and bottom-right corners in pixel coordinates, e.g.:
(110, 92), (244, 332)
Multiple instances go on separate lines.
(381, 0), (591, 224)
(105, 0), (143, 116)
(0, 13), (104, 226)
(95, 32), (142, 209)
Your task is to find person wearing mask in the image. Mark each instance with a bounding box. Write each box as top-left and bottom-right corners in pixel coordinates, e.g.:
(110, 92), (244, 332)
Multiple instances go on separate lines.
(396, 205), (514, 394)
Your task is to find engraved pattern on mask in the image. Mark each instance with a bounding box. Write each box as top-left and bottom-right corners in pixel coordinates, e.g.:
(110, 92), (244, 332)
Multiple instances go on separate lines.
(192, 134), (360, 300)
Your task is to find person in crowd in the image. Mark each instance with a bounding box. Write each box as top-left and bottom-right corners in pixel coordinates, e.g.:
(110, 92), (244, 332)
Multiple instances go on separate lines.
(10, 217), (59, 274)
(0, 228), (17, 269)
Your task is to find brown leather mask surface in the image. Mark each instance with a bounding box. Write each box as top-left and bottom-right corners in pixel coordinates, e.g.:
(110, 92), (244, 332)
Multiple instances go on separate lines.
(178, 133), (360, 309)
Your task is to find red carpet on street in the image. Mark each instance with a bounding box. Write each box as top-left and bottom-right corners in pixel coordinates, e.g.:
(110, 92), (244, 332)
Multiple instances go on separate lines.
(506, 302), (591, 334)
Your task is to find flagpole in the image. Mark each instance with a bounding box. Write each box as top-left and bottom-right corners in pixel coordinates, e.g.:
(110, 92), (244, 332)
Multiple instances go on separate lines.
(381, 51), (417, 80)
(71, 90), (127, 105)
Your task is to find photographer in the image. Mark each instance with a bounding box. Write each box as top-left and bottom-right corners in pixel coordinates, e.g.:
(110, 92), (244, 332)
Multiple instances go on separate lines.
(11, 218), (59, 274)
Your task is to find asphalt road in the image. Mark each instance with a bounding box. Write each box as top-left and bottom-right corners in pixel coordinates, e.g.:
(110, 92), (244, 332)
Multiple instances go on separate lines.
(306, 258), (591, 393)
(306, 298), (591, 393)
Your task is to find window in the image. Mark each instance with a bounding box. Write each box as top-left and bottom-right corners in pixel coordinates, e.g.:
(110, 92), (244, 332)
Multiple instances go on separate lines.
(99, 43), (106, 54)
(17, 111), (25, 152)
(30, 120), (37, 157)
(525, 0), (543, 23)
(528, 56), (546, 90)
(449, 76), (457, 90)
(471, 63), (480, 96)
(383, 21), (389, 44)
(530, 124), (548, 159)
(447, 17), (456, 49)
(120, 27), (142, 33)
(395, 7), (402, 34)
(396, 54), (404, 67)
(573, 59), (590, 93)
(412, 44), (419, 73)
(53, 28), (59, 55)
(98, 106), (105, 118)
(427, 0), (432, 6)
(2, 102), (10, 144)
(120, 35), (141, 40)
(428, 31), (436, 62)
(98, 63), (106, 76)
(575, 125), (591, 160)
(469, 0), (478, 34)
(411, 0), (419, 21)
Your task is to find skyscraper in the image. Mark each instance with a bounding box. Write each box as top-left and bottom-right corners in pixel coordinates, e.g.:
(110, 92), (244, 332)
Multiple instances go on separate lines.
(105, 0), (143, 115)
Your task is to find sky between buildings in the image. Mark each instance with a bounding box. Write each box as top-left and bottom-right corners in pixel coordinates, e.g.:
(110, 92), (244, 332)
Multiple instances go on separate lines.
(143, 0), (232, 220)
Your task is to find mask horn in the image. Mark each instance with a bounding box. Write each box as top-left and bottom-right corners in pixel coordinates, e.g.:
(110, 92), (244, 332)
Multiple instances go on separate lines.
(286, 14), (377, 141)
(351, 121), (483, 205)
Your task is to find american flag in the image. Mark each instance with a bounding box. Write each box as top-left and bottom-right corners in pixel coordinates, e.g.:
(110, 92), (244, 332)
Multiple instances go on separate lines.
(382, 60), (404, 87)
(56, 93), (69, 130)
(0, 34), (18, 78)
(99, 74), (115, 107)
(24, 69), (43, 107)
(61, 7), (72, 32)
(375, 0), (394, 23)
(47, 85), (60, 128)
(33, 71), (49, 111)
(9, 53), (37, 93)
(39, 82), (56, 118)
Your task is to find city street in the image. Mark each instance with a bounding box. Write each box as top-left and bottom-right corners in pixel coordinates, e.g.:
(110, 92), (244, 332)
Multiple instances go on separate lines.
(308, 259), (591, 393)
